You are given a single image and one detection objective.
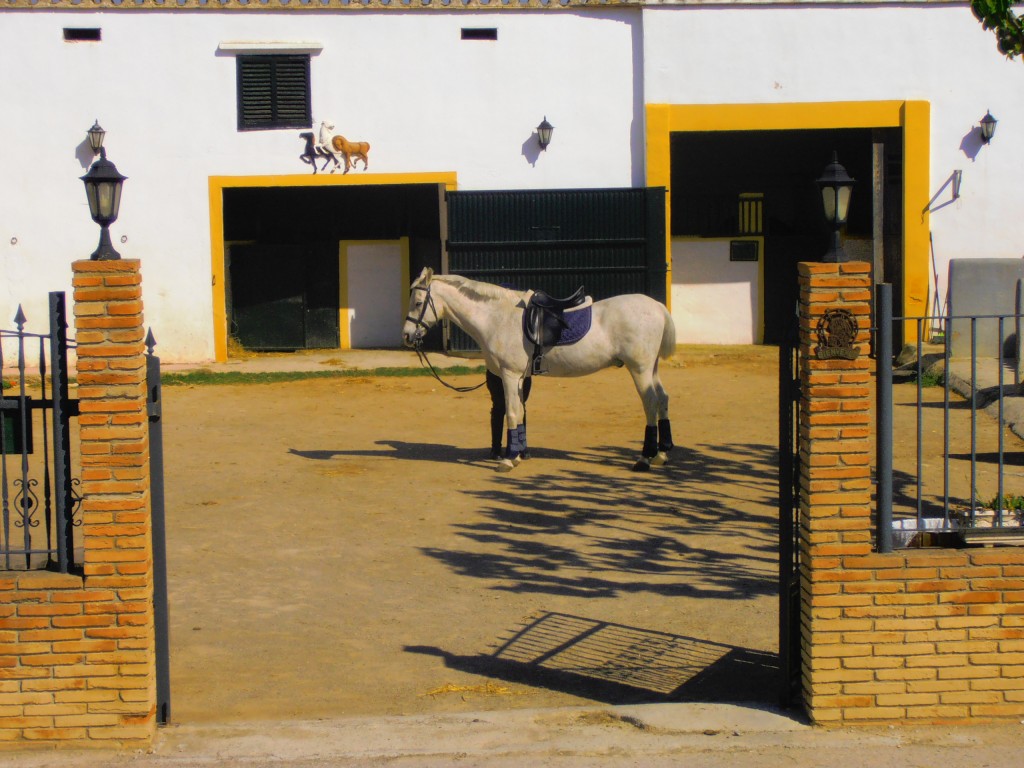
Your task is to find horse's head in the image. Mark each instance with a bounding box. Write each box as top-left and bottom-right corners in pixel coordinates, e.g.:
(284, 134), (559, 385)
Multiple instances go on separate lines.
(402, 268), (437, 348)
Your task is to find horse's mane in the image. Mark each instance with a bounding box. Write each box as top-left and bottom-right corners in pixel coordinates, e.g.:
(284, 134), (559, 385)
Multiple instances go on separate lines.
(432, 273), (524, 304)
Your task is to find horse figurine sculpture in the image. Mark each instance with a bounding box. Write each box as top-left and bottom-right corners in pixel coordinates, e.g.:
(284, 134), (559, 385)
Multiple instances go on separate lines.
(402, 268), (675, 473)
(315, 121), (370, 174)
(331, 134), (370, 173)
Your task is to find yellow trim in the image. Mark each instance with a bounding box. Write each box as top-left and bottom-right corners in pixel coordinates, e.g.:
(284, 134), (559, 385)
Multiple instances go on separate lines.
(901, 101), (931, 326)
(338, 238), (410, 350)
(209, 172), (457, 362)
(338, 242), (350, 351)
(645, 101), (930, 341)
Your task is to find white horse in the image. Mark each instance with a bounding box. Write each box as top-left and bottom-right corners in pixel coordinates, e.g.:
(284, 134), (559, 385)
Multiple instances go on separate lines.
(315, 120), (347, 173)
(402, 267), (676, 473)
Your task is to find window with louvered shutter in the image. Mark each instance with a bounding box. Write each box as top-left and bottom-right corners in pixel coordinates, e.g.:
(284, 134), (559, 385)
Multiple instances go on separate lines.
(236, 54), (312, 131)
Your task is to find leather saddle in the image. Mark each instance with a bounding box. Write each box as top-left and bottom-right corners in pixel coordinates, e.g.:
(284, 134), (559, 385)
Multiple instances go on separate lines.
(523, 287), (588, 375)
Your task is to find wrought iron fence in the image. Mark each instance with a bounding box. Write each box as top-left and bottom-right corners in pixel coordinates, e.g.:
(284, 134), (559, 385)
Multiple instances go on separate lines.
(873, 284), (1024, 552)
(0, 293), (80, 572)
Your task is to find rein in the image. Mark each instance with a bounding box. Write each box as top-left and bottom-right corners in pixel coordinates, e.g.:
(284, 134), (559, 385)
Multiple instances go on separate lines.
(407, 282), (485, 393)
(412, 344), (485, 393)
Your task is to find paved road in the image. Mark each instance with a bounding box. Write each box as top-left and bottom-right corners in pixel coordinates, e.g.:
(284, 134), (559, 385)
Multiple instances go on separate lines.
(3, 703), (1024, 767)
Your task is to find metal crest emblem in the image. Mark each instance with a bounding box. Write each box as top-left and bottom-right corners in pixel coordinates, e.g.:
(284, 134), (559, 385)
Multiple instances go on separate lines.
(815, 309), (860, 360)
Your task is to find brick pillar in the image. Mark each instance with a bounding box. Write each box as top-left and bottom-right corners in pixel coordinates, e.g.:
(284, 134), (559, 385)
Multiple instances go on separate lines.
(70, 259), (155, 743)
(797, 261), (874, 723)
(0, 260), (155, 748)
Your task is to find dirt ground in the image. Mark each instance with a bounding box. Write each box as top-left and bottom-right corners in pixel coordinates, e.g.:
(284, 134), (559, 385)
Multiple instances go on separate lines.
(157, 345), (1024, 726)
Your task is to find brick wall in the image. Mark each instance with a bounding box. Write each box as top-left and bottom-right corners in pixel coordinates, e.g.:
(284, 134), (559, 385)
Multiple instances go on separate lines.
(799, 261), (1024, 724)
(0, 259), (155, 748)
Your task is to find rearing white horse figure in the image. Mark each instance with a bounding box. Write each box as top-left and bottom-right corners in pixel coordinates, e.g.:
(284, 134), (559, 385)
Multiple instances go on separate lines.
(316, 120), (347, 173)
(402, 268), (676, 473)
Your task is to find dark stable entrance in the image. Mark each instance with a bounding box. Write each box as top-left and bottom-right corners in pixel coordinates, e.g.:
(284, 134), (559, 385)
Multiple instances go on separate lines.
(670, 128), (902, 344)
(223, 184), (443, 351)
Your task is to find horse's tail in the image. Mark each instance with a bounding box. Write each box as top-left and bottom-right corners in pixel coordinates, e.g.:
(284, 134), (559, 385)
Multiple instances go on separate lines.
(658, 305), (676, 360)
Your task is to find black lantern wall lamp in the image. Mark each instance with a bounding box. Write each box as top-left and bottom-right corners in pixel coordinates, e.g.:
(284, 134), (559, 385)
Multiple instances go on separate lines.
(536, 117), (554, 151)
(980, 110), (998, 144)
(816, 151), (856, 263)
(81, 120), (127, 261)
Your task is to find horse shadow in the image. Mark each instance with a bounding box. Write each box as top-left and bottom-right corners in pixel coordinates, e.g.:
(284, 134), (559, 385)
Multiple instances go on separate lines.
(289, 440), (582, 466)
(404, 611), (782, 708)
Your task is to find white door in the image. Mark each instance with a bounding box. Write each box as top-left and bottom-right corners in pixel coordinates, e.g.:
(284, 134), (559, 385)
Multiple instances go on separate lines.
(344, 241), (404, 348)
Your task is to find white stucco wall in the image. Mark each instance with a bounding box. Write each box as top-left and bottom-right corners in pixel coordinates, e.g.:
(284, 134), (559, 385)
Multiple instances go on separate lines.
(643, 3), (1024, 318)
(671, 238), (760, 344)
(1, 9), (641, 362)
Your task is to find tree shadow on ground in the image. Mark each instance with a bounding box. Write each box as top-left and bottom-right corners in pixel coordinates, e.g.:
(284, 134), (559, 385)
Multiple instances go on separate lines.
(290, 438), (781, 600)
(417, 441), (780, 600)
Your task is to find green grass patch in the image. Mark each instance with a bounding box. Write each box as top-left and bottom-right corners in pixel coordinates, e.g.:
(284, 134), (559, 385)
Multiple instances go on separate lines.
(160, 365), (486, 386)
(914, 369), (944, 388)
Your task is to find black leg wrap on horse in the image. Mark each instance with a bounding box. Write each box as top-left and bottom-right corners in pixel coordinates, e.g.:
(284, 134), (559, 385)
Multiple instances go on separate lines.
(517, 424), (527, 454)
(658, 419), (674, 453)
(506, 427), (524, 459)
(642, 425), (659, 458)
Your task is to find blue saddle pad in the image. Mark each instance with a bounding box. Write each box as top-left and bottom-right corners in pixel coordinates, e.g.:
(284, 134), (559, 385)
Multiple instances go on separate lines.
(558, 305), (592, 345)
(523, 304), (592, 347)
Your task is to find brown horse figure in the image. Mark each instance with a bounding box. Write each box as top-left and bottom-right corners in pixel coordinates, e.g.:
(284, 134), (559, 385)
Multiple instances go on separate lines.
(331, 135), (370, 174)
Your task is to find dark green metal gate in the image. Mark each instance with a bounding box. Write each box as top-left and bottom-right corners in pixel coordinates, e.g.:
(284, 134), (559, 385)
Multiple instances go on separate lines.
(227, 243), (340, 351)
(445, 188), (666, 353)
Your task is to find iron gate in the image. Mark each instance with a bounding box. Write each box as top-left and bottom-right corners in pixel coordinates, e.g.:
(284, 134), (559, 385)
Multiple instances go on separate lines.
(872, 283), (1024, 551)
(0, 293), (79, 572)
(778, 312), (802, 707)
(444, 187), (667, 353)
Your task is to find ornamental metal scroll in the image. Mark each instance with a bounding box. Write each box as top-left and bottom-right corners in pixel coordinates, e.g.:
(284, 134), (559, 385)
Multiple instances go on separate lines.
(814, 308), (860, 361)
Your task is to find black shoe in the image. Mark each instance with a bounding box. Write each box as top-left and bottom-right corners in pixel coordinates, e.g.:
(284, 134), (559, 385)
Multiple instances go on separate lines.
(490, 449), (503, 460)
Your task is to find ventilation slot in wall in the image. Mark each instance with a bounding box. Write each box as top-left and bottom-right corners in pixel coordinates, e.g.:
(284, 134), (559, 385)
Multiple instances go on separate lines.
(64, 28), (102, 42)
(461, 28), (498, 41)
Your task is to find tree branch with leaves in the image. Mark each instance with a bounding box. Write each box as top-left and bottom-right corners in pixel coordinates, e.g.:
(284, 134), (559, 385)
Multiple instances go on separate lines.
(972, 1), (1024, 58)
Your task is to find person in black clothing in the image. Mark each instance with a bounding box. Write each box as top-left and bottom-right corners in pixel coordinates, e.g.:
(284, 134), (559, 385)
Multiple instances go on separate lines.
(486, 370), (532, 459)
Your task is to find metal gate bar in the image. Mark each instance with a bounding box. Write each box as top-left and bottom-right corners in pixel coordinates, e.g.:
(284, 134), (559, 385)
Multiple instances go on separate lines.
(777, 311), (801, 707)
(146, 331), (171, 725)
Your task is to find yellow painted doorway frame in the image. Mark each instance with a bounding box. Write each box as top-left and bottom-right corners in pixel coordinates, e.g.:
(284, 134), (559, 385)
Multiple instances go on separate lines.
(209, 172), (457, 362)
(645, 101), (930, 338)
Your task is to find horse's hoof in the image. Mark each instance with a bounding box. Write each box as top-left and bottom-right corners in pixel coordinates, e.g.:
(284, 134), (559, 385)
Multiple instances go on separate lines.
(496, 459), (516, 473)
(632, 459), (651, 472)
(651, 452), (668, 466)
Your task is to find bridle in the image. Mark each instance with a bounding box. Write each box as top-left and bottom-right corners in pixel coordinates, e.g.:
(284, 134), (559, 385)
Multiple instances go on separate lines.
(405, 281), (485, 393)
(404, 284), (437, 347)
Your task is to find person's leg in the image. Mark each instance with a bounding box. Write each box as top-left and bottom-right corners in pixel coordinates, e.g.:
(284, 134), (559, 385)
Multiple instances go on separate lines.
(519, 377), (532, 458)
(486, 371), (505, 459)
